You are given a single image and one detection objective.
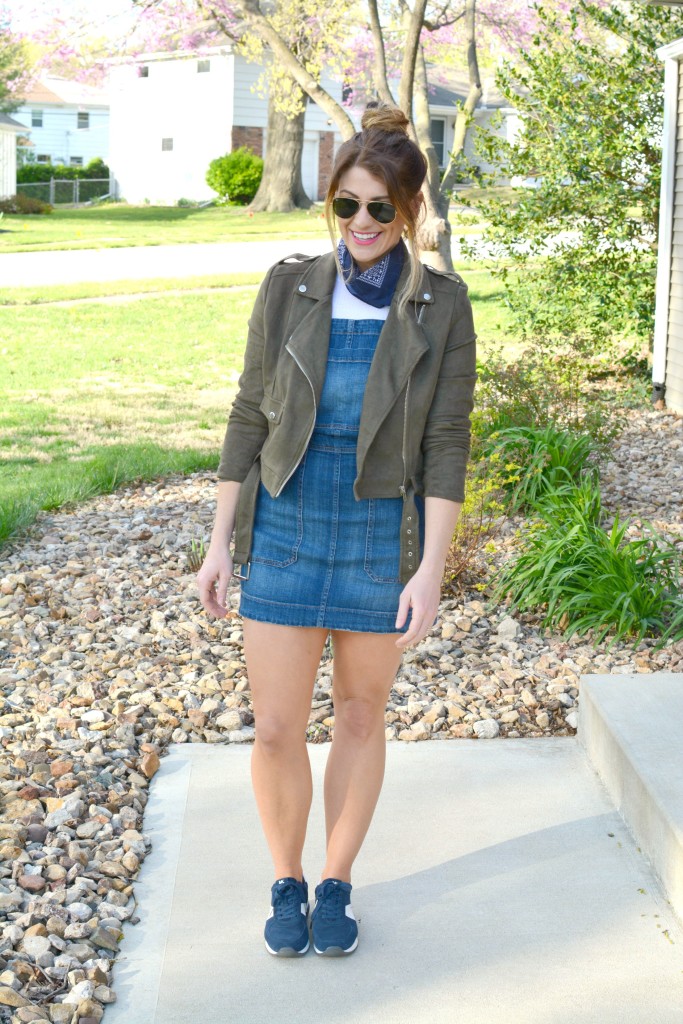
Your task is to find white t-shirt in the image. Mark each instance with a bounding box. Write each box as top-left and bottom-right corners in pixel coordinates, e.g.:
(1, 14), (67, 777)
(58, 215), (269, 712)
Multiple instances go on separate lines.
(331, 274), (390, 321)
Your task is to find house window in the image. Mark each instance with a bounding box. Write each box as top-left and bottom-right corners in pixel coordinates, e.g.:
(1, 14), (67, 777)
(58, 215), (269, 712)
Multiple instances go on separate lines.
(70, 156), (83, 166)
(197, 59), (210, 73)
(430, 118), (445, 166)
(37, 154), (51, 163)
(138, 65), (149, 78)
(31, 110), (43, 127)
(161, 138), (173, 152)
(77, 112), (89, 130)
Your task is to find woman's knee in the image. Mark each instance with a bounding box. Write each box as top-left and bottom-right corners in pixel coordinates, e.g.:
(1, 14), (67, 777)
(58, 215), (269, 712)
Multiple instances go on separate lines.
(254, 713), (307, 753)
(333, 696), (384, 742)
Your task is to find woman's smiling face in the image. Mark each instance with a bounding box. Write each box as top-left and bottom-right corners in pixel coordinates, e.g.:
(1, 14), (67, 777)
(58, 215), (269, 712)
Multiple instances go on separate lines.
(335, 165), (406, 271)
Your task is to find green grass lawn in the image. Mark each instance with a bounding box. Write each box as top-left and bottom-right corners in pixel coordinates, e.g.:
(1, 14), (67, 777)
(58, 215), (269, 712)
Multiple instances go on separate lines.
(0, 204), (332, 253)
(0, 266), (512, 547)
(0, 201), (487, 254)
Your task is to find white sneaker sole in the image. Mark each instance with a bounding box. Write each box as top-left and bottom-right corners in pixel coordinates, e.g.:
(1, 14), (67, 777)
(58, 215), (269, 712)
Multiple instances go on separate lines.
(313, 934), (359, 957)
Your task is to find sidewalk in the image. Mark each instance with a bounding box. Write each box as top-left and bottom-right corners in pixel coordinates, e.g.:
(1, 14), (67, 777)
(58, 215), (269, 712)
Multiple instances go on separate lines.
(105, 738), (683, 1024)
(0, 235), (485, 289)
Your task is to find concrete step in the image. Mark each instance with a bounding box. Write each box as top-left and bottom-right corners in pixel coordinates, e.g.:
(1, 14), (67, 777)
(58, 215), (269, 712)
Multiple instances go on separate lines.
(579, 672), (683, 922)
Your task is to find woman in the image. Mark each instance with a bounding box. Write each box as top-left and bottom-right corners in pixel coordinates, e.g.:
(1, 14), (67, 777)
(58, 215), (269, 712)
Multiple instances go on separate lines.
(197, 105), (477, 958)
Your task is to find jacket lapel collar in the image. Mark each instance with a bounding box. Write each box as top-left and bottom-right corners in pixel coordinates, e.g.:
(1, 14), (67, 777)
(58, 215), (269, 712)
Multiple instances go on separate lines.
(284, 252), (337, 402)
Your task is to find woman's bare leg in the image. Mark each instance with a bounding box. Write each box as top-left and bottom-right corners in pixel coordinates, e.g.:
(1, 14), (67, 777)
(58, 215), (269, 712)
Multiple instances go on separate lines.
(243, 619), (328, 880)
(321, 630), (402, 883)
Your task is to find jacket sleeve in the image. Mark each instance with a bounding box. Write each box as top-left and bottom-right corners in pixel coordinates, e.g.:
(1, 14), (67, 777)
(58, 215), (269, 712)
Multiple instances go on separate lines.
(216, 267), (273, 482)
(420, 282), (477, 503)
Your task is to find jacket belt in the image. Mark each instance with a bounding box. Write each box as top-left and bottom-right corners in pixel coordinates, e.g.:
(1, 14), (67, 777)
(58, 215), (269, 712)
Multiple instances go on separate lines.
(399, 482), (420, 584)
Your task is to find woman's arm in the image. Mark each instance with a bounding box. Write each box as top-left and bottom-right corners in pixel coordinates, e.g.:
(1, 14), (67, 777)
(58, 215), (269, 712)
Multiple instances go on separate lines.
(197, 480), (242, 619)
(394, 495), (461, 648)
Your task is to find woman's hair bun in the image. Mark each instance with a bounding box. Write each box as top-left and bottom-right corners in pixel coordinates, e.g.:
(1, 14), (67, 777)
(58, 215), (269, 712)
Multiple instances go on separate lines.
(361, 103), (409, 136)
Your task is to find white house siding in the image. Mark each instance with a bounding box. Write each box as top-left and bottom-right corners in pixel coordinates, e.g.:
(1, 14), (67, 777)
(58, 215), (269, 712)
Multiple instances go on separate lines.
(654, 40), (683, 415)
(13, 104), (109, 166)
(109, 50), (342, 204)
(231, 56), (340, 201)
(0, 124), (18, 198)
(665, 60), (683, 412)
(109, 52), (236, 204)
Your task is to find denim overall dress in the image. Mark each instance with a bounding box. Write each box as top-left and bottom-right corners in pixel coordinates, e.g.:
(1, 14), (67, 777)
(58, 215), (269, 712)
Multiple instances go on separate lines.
(239, 315), (424, 633)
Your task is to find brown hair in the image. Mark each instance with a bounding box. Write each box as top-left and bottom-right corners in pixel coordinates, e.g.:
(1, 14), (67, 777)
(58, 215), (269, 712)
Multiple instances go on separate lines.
(325, 104), (427, 318)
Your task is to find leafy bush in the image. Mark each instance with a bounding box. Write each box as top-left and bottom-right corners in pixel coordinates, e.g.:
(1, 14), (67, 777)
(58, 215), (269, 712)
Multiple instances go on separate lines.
(482, 424), (599, 514)
(0, 194), (53, 215)
(17, 158), (110, 183)
(206, 147), (263, 205)
(456, 2), (683, 354)
(491, 478), (683, 649)
(474, 341), (619, 451)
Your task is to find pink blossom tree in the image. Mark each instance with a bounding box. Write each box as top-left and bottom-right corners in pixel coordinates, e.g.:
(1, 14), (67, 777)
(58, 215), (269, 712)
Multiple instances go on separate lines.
(13, 0), (545, 247)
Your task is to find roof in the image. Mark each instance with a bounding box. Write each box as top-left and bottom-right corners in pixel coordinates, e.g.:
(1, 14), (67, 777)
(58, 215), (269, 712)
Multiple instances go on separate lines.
(426, 68), (508, 110)
(0, 113), (26, 132)
(21, 75), (109, 107)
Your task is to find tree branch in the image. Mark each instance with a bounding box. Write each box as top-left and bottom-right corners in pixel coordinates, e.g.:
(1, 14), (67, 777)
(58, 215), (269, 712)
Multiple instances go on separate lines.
(440, 0), (481, 198)
(398, 0), (429, 119)
(235, 0), (356, 139)
(366, 0), (396, 105)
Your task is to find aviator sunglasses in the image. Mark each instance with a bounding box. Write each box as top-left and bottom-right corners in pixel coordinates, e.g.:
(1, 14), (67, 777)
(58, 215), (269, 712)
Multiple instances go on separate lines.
(332, 196), (397, 224)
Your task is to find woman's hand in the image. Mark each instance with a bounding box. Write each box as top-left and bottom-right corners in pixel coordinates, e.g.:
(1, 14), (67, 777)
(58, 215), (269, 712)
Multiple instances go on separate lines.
(197, 545), (234, 619)
(394, 566), (441, 649)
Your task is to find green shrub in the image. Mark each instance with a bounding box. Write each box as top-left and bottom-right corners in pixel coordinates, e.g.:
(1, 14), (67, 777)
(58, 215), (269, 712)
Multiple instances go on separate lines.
(206, 147), (263, 205)
(474, 341), (619, 451)
(17, 158), (110, 183)
(482, 424), (599, 514)
(0, 194), (53, 215)
(491, 478), (683, 649)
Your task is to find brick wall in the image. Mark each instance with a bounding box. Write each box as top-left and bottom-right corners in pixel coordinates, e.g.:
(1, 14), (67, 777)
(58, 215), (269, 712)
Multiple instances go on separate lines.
(318, 131), (335, 200)
(231, 126), (264, 157)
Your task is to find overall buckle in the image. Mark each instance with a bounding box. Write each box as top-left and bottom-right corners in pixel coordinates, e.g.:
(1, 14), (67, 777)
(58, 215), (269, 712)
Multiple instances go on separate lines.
(233, 562), (251, 581)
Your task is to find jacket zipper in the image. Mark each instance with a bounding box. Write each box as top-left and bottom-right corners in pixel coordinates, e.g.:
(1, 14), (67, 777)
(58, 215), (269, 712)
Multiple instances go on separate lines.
(399, 375), (411, 499)
(400, 301), (422, 493)
(275, 341), (317, 497)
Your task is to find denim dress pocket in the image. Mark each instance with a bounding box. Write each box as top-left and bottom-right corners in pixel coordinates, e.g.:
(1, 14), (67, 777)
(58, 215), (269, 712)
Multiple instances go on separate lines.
(363, 497), (404, 584)
(250, 453), (307, 568)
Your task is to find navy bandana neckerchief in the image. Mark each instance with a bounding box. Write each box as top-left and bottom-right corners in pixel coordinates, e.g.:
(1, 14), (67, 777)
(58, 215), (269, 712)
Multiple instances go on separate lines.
(337, 237), (406, 309)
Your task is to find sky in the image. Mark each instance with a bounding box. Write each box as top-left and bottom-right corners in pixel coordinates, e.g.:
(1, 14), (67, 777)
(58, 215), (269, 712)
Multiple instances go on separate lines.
(4, 0), (137, 35)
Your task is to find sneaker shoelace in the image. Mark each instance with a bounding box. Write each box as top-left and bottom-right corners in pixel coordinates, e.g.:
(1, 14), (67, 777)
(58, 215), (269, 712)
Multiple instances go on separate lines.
(273, 882), (303, 921)
(317, 882), (345, 920)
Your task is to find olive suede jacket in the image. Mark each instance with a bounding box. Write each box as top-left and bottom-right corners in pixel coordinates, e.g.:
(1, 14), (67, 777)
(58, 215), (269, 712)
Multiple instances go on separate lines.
(217, 250), (477, 583)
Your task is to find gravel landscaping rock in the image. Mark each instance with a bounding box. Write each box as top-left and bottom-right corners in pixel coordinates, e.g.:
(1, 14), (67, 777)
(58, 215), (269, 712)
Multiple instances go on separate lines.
(0, 405), (681, 1018)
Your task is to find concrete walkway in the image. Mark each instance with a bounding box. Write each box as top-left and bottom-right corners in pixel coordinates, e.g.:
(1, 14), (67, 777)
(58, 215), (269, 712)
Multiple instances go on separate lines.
(106, 737), (683, 1024)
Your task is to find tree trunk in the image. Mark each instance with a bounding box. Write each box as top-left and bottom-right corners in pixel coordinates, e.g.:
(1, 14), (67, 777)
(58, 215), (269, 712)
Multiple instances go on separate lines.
(412, 42), (452, 271)
(248, 84), (313, 212)
(440, 0), (482, 197)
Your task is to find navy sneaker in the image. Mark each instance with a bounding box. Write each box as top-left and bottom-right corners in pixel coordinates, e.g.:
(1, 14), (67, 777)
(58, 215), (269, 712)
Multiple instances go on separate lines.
(264, 876), (310, 957)
(310, 878), (358, 956)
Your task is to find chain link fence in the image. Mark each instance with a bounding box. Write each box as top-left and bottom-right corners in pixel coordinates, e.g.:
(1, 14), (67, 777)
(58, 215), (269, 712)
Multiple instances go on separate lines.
(15, 178), (116, 206)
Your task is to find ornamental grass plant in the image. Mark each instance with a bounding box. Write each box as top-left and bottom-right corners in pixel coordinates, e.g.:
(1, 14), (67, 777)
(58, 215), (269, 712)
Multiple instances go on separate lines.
(482, 424), (600, 514)
(491, 476), (683, 649)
